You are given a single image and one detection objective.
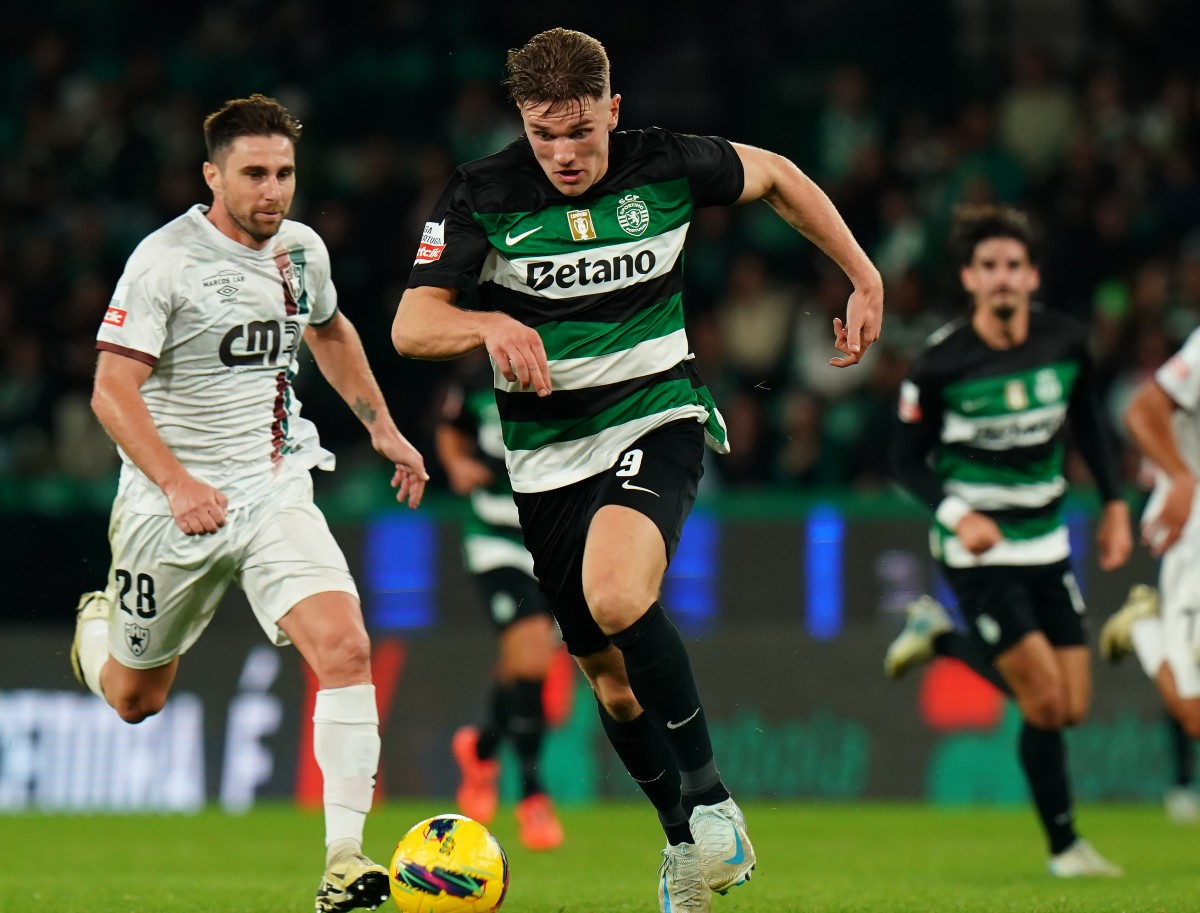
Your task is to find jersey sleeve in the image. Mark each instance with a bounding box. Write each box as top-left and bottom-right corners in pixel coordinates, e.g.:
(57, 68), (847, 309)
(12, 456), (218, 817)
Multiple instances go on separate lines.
(95, 249), (174, 366)
(890, 354), (949, 513)
(673, 133), (745, 207)
(304, 232), (339, 327)
(406, 169), (490, 296)
(1156, 328), (1200, 411)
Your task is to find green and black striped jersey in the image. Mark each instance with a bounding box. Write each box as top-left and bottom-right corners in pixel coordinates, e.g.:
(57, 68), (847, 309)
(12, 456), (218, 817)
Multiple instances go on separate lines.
(891, 307), (1121, 568)
(441, 360), (534, 576)
(407, 128), (744, 493)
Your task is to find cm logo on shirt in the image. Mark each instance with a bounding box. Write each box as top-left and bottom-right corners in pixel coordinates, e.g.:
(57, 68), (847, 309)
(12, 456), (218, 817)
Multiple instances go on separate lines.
(219, 319), (301, 367)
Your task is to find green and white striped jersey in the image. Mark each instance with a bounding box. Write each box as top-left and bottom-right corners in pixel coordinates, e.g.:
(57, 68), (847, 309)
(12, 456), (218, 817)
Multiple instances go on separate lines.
(441, 361), (535, 576)
(892, 308), (1121, 568)
(407, 129), (743, 493)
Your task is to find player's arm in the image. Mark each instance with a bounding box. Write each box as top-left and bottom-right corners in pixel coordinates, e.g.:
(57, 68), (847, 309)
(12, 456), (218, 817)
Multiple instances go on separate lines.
(91, 351), (227, 535)
(392, 286), (552, 397)
(304, 311), (428, 508)
(890, 370), (1002, 555)
(732, 142), (883, 367)
(435, 422), (494, 496)
(1126, 377), (1192, 556)
(1066, 345), (1131, 569)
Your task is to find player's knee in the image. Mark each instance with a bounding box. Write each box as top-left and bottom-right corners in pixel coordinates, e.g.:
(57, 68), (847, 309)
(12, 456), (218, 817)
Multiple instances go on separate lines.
(1020, 691), (1066, 729)
(584, 580), (650, 634)
(113, 691), (168, 724)
(594, 683), (639, 722)
(311, 629), (372, 682)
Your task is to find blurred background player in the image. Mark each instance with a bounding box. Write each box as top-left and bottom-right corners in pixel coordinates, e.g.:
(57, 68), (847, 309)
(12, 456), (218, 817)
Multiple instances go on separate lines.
(437, 349), (566, 850)
(1096, 323), (1200, 822)
(68, 94), (429, 913)
(393, 26), (881, 913)
(885, 204), (1132, 876)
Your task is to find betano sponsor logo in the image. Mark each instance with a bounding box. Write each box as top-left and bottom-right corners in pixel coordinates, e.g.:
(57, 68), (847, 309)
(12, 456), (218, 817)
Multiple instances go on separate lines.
(526, 250), (657, 291)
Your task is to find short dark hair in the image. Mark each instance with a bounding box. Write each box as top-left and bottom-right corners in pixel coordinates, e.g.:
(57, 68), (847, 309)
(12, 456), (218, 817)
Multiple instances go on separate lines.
(503, 28), (610, 110)
(203, 94), (302, 162)
(951, 204), (1040, 265)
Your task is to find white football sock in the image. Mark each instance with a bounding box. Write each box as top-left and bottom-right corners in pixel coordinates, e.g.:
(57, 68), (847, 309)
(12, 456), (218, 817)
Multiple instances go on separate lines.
(313, 684), (381, 863)
(1131, 616), (1166, 678)
(79, 617), (110, 700)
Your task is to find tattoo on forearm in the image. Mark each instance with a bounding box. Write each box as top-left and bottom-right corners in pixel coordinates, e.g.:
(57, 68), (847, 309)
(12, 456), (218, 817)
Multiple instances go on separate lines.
(353, 397), (377, 424)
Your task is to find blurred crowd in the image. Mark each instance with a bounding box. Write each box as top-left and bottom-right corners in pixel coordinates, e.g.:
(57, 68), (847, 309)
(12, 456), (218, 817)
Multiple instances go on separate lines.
(5, 0), (1200, 496)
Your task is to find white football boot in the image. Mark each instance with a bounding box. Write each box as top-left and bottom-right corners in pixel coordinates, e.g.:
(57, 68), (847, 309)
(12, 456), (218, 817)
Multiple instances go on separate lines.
(315, 849), (390, 913)
(1098, 584), (1159, 664)
(1165, 787), (1200, 825)
(884, 595), (953, 679)
(1047, 839), (1123, 877)
(688, 797), (755, 894)
(658, 842), (711, 913)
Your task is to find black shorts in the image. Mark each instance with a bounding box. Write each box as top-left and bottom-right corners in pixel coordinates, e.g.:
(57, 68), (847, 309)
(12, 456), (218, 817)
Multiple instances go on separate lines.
(474, 565), (552, 633)
(941, 559), (1088, 659)
(513, 420), (705, 657)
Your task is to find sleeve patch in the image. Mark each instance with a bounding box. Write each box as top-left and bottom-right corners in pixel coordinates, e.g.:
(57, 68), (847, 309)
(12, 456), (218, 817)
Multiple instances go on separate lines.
(414, 220), (446, 264)
(899, 379), (922, 423)
(103, 305), (127, 327)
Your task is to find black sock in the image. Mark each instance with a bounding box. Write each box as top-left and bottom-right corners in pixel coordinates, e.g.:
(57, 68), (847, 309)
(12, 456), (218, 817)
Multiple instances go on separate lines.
(1167, 711), (1194, 788)
(596, 700), (693, 844)
(933, 631), (1013, 697)
(1019, 722), (1077, 855)
(508, 678), (547, 798)
(476, 681), (511, 761)
(609, 603), (729, 811)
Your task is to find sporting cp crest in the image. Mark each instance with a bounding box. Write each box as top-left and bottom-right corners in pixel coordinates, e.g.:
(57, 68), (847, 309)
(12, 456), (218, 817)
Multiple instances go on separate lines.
(616, 193), (650, 237)
(566, 209), (597, 241)
(125, 622), (150, 657)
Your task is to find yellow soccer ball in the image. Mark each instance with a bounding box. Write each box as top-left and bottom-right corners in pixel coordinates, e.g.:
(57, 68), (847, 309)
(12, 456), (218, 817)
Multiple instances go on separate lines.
(389, 814), (509, 912)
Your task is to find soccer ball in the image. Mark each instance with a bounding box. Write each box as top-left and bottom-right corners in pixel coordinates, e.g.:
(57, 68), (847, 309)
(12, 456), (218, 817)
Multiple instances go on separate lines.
(389, 814), (509, 912)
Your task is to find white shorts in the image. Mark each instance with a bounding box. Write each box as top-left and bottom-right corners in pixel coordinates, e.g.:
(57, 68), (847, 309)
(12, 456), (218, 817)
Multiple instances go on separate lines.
(1148, 487), (1200, 699)
(105, 472), (357, 669)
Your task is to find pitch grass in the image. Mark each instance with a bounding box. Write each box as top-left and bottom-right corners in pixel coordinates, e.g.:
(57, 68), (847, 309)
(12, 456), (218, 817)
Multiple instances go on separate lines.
(3, 801), (1196, 912)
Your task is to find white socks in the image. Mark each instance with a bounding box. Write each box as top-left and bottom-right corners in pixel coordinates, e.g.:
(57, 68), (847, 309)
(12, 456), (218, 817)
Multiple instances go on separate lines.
(313, 684), (381, 863)
(1131, 616), (1166, 678)
(78, 617), (110, 700)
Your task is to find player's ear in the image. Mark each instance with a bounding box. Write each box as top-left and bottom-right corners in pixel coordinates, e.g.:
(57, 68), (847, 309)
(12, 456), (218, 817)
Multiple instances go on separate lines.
(202, 161), (220, 194)
(1029, 266), (1041, 293)
(959, 264), (975, 294)
(608, 93), (621, 131)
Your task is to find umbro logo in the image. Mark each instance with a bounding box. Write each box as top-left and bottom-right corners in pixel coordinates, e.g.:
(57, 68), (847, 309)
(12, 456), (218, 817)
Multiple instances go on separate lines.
(505, 226), (543, 245)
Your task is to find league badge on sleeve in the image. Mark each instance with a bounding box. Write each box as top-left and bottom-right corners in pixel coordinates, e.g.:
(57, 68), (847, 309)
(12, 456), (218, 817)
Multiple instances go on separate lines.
(899, 379), (922, 423)
(103, 303), (127, 327)
(415, 220), (446, 264)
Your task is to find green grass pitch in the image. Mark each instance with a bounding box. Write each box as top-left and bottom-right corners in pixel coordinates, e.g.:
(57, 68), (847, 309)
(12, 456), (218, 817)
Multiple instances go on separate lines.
(3, 801), (1195, 912)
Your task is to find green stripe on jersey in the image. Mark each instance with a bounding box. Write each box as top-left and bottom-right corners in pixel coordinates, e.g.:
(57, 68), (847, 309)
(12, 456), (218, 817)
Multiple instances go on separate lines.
(503, 378), (697, 452)
(540, 294), (683, 360)
(944, 361), (1078, 418)
(475, 179), (693, 256)
(938, 443), (1065, 486)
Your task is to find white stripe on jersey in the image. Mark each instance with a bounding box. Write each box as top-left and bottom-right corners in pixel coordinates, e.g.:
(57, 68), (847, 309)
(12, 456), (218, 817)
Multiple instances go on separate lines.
(941, 403), (1067, 450)
(478, 225), (688, 300)
(493, 329), (689, 394)
(939, 525), (1070, 568)
(464, 535), (537, 575)
(470, 489), (521, 528)
(508, 407), (709, 493)
(944, 477), (1067, 510)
